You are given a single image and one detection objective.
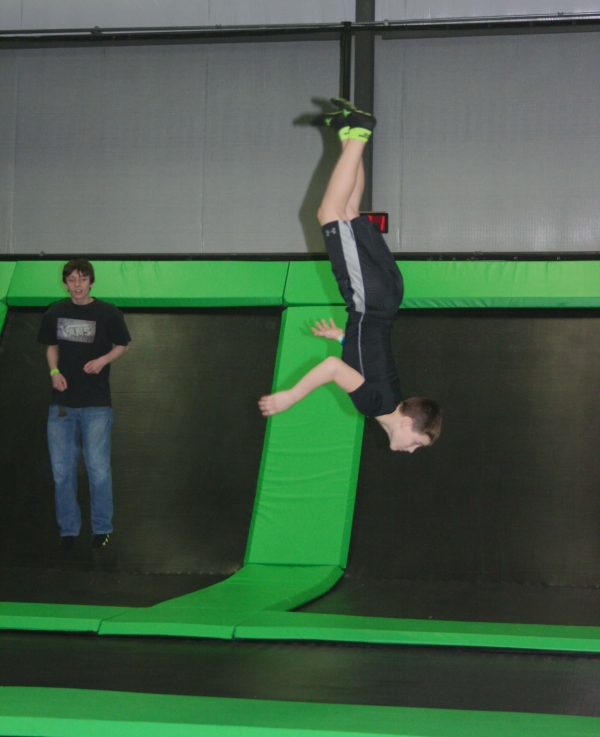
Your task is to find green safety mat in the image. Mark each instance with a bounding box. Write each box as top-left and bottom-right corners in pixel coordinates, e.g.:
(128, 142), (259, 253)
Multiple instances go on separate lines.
(3, 259), (600, 651)
(245, 305), (363, 567)
(7, 261), (289, 307)
(1, 688), (597, 737)
(284, 260), (600, 308)
(99, 564), (342, 638)
(0, 603), (130, 633)
(234, 611), (600, 653)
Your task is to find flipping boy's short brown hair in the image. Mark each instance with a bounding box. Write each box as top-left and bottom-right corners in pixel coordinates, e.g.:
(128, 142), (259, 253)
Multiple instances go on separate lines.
(399, 397), (442, 443)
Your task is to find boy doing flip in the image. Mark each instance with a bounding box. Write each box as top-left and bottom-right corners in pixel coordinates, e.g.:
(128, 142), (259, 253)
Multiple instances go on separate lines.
(259, 99), (441, 452)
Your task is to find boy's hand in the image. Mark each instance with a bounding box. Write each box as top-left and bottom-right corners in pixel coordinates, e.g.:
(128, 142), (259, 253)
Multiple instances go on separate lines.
(84, 357), (107, 374)
(52, 372), (68, 391)
(258, 390), (295, 416)
(311, 318), (344, 341)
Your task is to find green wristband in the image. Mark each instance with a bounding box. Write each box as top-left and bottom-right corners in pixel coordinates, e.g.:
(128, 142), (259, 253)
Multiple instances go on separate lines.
(50, 368), (60, 376)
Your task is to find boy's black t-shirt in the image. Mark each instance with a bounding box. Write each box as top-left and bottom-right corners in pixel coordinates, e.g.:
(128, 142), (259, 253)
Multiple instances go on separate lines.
(342, 312), (401, 418)
(37, 298), (131, 408)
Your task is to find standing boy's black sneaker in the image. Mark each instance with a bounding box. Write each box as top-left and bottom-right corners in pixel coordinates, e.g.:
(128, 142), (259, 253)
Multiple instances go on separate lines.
(60, 536), (76, 551)
(92, 533), (110, 549)
(330, 98), (377, 130)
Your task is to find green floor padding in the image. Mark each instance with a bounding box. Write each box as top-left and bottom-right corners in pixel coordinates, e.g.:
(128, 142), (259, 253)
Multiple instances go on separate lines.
(98, 564), (342, 638)
(245, 306), (363, 567)
(0, 302), (7, 334)
(234, 611), (600, 653)
(1, 688), (598, 737)
(0, 603), (131, 633)
(284, 260), (600, 308)
(7, 260), (289, 307)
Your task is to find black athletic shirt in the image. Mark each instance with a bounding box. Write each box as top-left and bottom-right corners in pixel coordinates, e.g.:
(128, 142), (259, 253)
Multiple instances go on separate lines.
(342, 311), (402, 418)
(37, 298), (131, 408)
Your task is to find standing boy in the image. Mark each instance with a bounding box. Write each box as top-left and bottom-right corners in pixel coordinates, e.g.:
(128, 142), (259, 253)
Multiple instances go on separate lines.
(259, 99), (441, 451)
(38, 259), (131, 549)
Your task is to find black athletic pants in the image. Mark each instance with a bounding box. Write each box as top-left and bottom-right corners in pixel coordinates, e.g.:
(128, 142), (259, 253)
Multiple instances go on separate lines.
(321, 215), (403, 387)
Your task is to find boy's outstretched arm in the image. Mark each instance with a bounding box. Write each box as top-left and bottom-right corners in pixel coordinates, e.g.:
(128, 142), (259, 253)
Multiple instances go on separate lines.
(259, 356), (364, 416)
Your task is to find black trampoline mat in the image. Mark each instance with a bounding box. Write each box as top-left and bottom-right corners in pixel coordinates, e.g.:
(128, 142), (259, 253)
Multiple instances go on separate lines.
(2, 631), (600, 717)
(0, 308), (281, 606)
(303, 309), (600, 625)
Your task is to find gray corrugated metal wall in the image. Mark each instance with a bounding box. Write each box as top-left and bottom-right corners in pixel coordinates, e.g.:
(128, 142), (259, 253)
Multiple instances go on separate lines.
(0, 0), (355, 30)
(2, 2), (600, 254)
(2, 1), (599, 30)
(374, 32), (600, 252)
(0, 43), (339, 254)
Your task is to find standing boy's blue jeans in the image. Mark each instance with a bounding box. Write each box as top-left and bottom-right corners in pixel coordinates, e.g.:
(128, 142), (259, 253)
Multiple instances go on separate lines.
(47, 405), (114, 537)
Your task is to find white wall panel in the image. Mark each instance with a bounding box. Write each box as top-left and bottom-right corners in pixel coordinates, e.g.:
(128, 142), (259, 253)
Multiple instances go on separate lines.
(206, 0), (354, 26)
(0, 0), (22, 29)
(1, 42), (339, 254)
(200, 42), (340, 254)
(377, 1), (600, 21)
(3, 0), (354, 31)
(374, 33), (600, 251)
(0, 52), (17, 252)
(18, 0), (210, 31)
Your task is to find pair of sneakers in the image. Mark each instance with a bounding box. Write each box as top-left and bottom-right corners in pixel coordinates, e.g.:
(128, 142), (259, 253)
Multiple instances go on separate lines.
(311, 97), (376, 133)
(60, 533), (109, 551)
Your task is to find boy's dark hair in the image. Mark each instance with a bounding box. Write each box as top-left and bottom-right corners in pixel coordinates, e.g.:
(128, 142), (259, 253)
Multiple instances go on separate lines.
(63, 258), (95, 284)
(400, 397), (442, 443)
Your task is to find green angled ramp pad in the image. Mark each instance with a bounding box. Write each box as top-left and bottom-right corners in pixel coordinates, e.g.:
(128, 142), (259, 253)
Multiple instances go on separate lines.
(0, 262), (15, 333)
(7, 260), (289, 307)
(245, 306), (363, 567)
(1, 688), (598, 737)
(0, 262), (15, 302)
(99, 564), (342, 638)
(0, 603), (131, 633)
(284, 261), (346, 306)
(284, 260), (600, 308)
(234, 611), (600, 654)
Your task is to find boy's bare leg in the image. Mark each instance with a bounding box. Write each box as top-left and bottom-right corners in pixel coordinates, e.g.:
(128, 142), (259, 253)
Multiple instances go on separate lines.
(346, 152), (365, 220)
(317, 138), (367, 225)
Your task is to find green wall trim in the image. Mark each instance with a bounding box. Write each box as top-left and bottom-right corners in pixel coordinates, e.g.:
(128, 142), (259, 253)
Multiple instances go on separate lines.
(1, 688), (598, 737)
(0, 603), (131, 633)
(284, 260), (600, 308)
(98, 564), (342, 638)
(7, 261), (289, 307)
(0, 262), (16, 303)
(234, 611), (600, 653)
(245, 306), (363, 567)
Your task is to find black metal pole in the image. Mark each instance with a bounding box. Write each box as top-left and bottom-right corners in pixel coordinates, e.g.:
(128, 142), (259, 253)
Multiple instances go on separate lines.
(354, 0), (375, 211)
(339, 22), (352, 100)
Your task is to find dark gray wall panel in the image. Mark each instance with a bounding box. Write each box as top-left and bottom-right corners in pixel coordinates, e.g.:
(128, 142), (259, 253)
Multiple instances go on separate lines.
(374, 32), (600, 252)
